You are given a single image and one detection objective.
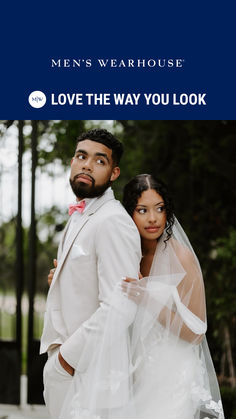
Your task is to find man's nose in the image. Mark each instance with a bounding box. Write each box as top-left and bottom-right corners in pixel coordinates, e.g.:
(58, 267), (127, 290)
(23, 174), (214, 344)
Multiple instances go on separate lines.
(82, 158), (93, 171)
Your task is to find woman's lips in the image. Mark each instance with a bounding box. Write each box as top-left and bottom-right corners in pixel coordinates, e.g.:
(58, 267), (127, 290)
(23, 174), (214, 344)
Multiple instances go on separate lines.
(145, 226), (160, 233)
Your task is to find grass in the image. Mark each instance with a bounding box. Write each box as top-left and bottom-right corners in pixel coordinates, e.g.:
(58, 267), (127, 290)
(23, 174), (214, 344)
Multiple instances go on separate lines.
(0, 292), (45, 374)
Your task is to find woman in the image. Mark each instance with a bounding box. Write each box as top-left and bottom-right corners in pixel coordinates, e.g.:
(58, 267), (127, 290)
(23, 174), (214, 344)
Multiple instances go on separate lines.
(121, 174), (224, 419)
(60, 174), (224, 419)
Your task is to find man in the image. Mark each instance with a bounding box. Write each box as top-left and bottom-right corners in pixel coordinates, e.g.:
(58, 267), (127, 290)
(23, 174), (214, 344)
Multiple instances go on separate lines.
(40, 129), (141, 418)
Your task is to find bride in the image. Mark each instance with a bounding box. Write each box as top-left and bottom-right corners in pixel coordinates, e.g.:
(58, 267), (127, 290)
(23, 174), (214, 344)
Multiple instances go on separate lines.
(60, 174), (224, 419)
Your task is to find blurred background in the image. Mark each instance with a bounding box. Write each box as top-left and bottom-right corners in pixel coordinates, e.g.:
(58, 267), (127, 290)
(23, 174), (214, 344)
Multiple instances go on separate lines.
(0, 120), (235, 417)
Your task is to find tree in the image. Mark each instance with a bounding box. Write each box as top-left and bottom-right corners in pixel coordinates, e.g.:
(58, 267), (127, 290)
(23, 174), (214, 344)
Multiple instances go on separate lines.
(208, 230), (236, 387)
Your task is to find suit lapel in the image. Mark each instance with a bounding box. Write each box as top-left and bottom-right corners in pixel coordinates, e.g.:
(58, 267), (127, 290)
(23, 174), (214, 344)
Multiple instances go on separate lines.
(57, 216), (72, 259)
(86, 187), (114, 216)
(49, 188), (115, 291)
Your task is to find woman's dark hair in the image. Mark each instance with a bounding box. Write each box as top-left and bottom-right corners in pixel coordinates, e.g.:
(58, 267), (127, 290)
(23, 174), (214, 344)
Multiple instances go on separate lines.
(123, 174), (174, 242)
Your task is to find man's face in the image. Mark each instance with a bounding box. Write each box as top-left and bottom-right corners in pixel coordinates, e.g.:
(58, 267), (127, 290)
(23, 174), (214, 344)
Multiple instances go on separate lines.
(70, 139), (120, 199)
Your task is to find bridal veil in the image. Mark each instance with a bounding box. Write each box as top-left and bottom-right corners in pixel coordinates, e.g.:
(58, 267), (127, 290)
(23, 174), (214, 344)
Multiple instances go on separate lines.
(60, 218), (224, 419)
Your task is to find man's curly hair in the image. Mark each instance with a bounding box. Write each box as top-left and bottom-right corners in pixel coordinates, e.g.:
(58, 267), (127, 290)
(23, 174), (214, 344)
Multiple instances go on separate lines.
(77, 128), (123, 165)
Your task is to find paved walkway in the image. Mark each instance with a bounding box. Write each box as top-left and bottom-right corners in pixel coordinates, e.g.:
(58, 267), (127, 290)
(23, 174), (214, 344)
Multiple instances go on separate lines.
(0, 376), (49, 419)
(0, 404), (48, 419)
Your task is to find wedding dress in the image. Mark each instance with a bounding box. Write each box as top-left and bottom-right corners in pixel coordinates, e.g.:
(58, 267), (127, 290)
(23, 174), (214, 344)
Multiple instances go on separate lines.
(60, 218), (224, 419)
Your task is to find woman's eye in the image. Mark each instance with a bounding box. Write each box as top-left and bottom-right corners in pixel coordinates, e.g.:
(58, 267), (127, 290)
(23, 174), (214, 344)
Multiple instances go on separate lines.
(157, 206), (165, 212)
(137, 208), (146, 214)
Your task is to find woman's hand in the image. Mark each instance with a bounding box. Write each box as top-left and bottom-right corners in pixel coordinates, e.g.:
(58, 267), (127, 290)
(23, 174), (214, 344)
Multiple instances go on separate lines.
(121, 273), (145, 304)
(48, 259), (57, 287)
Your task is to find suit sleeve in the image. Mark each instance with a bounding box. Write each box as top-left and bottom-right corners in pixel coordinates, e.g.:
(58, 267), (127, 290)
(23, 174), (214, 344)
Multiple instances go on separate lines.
(60, 211), (141, 370)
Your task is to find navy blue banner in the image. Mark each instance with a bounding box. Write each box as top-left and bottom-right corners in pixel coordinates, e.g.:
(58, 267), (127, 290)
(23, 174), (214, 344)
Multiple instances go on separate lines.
(0, 2), (235, 119)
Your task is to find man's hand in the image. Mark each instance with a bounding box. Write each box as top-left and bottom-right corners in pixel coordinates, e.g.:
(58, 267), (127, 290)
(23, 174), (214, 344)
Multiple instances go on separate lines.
(58, 351), (75, 376)
(48, 259), (57, 286)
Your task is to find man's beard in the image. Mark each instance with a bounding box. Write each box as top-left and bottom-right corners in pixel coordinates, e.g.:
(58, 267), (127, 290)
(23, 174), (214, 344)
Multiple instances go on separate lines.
(70, 174), (111, 199)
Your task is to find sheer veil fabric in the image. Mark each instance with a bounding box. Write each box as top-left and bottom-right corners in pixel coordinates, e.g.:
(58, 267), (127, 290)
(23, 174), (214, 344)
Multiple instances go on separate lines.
(60, 218), (224, 419)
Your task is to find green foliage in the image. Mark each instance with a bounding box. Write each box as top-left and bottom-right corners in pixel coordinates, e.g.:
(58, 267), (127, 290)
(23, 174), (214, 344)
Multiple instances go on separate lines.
(205, 229), (236, 374)
(215, 230), (236, 268)
(220, 387), (236, 419)
(0, 218), (17, 291)
(38, 120), (86, 168)
(212, 230), (236, 321)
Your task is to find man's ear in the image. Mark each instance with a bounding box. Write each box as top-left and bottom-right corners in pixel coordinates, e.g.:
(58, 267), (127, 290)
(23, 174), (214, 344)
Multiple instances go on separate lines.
(110, 166), (120, 182)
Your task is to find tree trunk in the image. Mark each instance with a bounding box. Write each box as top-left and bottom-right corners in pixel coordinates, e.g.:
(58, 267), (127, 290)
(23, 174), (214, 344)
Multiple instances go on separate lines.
(16, 120), (24, 364)
(27, 120), (38, 361)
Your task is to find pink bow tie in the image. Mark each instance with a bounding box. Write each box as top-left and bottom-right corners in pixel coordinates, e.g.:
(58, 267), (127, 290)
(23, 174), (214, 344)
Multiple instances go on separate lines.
(69, 201), (86, 215)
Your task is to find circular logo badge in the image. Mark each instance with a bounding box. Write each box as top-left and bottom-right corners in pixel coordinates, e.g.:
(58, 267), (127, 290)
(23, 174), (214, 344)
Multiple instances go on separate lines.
(28, 91), (46, 108)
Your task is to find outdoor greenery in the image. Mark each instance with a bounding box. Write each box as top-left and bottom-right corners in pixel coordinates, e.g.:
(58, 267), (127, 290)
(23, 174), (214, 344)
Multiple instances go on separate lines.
(0, 120), (235, 414)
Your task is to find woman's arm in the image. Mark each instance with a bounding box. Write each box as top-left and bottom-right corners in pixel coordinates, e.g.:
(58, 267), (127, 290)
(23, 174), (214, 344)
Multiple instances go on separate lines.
(123, 246), (206, 344)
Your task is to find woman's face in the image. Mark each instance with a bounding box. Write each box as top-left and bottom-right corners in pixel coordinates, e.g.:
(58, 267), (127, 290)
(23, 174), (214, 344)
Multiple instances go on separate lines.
(133, 189), (167, 241)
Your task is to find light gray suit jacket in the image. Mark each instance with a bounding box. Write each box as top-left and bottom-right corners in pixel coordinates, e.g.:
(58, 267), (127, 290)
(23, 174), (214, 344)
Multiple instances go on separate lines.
(40, 188), (141, 371)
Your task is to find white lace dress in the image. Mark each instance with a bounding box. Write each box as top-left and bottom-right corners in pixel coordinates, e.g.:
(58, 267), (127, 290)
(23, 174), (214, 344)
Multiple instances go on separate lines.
(132, 324), (223, 419)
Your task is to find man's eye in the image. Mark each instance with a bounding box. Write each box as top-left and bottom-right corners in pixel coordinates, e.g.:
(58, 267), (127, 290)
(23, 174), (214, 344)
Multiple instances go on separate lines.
(97, 159), (105, 164)
(78, 154), (85, 160)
